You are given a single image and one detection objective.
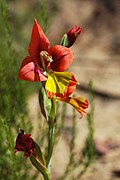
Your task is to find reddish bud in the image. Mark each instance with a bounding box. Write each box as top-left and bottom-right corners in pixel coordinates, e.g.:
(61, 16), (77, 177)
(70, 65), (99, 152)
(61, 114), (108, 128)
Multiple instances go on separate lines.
(67, 25), (82, 47)
(60, 26), (82, 47)
(14, 129), (36, 157)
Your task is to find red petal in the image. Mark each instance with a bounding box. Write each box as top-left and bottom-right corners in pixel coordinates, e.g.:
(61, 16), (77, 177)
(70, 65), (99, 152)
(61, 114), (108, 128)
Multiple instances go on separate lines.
(66, 73), (77, 96)
(18, 56), (47, 82)
(49, 45), (74, 72)
(28, 19), (50, 59)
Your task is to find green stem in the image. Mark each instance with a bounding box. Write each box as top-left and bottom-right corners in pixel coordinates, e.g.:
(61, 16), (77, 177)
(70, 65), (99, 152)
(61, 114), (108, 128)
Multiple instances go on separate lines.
(46, 125), (55, 171)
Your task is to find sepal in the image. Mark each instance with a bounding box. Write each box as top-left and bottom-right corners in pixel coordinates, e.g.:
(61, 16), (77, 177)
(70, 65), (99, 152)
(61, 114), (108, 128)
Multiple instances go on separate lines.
(60, 34), (69, 47)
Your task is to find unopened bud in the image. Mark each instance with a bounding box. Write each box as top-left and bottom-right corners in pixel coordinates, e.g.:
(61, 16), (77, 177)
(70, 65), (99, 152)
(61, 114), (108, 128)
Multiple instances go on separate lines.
(61, 25), (82, 47)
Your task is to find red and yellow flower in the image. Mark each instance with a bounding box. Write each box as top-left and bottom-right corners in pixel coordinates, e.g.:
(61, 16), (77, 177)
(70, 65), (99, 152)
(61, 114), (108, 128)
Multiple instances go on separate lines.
(18, 19), (77, 98)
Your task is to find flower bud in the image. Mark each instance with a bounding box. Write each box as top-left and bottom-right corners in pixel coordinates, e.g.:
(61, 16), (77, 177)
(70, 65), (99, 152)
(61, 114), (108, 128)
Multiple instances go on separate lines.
(61, 25), (82, 47)
(14, 129), (35, 157)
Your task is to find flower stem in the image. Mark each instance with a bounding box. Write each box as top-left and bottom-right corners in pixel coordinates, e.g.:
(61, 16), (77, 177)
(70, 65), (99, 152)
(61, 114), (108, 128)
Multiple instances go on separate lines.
(46, 125), (55, 171)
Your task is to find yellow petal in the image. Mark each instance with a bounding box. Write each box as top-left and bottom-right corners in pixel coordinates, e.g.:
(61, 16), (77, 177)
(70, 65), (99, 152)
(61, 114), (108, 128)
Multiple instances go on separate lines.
(45, 71), (72, 97)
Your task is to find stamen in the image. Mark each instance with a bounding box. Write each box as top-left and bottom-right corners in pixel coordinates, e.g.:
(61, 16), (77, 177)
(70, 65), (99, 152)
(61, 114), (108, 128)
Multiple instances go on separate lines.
(40, 51), (47, 70)
(47, 56), (53, 62)
(40, 51), (53, 71)
(40, 51), (53, 62)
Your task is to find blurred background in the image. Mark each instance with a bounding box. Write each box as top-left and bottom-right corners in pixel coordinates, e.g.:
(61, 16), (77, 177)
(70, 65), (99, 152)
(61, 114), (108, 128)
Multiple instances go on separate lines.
(0, 0), (120, 179)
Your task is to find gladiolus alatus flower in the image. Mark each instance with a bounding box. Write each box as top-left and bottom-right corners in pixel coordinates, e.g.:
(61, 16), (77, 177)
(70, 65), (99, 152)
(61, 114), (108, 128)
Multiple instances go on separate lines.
(57, 96), (88, 117)
(14, 129), (36, 157)
(18, 19), (77, 98)
(61, 25), (82, 47)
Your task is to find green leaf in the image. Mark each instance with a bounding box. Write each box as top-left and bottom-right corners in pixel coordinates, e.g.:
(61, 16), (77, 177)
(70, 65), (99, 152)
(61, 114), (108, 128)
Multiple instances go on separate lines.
(30, 155), (50, 180)
(35, 143), (46, 165)
(48, 96), (56, 125)
(39, 85), (52, 121)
